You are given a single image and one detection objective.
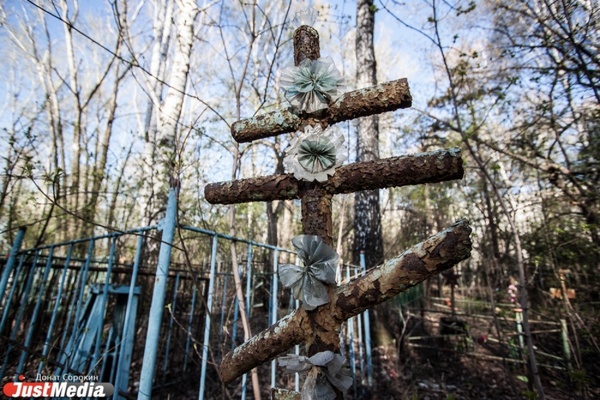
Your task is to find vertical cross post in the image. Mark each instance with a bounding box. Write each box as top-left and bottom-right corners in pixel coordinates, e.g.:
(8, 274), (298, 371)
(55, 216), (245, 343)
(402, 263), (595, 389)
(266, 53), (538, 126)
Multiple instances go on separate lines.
(204, 21), (472, 399)
(292, 26), (334, 245)
(291, 28), (341, 398)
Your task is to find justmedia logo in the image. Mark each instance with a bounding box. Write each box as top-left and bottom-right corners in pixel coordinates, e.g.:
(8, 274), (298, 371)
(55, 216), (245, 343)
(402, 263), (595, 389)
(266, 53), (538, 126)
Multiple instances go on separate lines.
(2, 375), (115, 398)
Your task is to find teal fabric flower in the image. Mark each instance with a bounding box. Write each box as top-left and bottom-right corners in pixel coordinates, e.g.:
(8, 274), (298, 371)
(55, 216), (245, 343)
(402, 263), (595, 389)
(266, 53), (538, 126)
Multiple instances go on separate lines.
(279, 351), (353, 400)
(284, 125), (347, 182)
(280, 57), (344, 113)
(279, 235), (338, 310)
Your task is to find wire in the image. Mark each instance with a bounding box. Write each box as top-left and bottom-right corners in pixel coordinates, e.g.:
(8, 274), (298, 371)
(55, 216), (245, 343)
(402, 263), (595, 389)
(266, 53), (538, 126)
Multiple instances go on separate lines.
(23, 0), (229, 126)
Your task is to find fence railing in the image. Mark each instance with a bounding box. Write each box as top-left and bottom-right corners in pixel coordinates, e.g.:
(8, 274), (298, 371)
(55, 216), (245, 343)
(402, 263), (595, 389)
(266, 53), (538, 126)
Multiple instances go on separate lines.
(0, 190), (374, 399)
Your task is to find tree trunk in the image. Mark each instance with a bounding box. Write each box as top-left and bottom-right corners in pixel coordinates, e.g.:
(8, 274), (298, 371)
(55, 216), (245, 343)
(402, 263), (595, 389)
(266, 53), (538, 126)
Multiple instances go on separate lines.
(58, 0), (87, 240)
(353, 0), (383, 269)
(139, 0), (174, 226)
(33, 10), (67, 239)
(155, 0), (197, 192)
(81, 5), (130, 236)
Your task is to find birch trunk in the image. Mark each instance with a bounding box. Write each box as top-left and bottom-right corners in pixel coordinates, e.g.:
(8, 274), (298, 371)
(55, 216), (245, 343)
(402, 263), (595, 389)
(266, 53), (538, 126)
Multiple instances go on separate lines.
(136, 0), (195, 226)
(35, 11), (67, 240)
(59, 0), (84, 239)
(134, 0), (196, 269)
(153, 0), (198, 191)
(138, 0), (174, 226)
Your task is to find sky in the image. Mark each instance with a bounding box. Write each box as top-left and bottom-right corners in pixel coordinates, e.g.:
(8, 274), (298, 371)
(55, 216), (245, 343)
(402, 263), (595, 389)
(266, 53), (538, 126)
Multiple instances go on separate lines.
(0, 0), (488, 184)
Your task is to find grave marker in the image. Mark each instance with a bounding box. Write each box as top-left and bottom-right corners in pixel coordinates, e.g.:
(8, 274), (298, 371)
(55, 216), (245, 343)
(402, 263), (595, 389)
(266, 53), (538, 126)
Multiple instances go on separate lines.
(205, 20), (472, 398)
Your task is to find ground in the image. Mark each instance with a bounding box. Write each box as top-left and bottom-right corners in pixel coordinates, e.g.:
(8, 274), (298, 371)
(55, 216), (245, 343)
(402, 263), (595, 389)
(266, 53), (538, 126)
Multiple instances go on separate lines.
(359, 295), (598, 400)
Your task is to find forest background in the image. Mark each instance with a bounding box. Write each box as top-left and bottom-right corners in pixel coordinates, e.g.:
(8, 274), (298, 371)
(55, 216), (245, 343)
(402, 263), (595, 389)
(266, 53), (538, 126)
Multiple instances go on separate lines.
(0, 0), (598, 397)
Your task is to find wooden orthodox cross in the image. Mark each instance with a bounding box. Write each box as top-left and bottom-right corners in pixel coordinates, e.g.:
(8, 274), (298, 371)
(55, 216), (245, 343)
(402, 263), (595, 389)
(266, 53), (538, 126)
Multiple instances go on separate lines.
(205, 23), (472, 397)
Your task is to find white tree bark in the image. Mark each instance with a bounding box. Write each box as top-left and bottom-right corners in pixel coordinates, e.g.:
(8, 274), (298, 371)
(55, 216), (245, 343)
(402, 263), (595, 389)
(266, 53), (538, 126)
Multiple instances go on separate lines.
(154, 0), (198, 185)
(138, 0), (198, 225)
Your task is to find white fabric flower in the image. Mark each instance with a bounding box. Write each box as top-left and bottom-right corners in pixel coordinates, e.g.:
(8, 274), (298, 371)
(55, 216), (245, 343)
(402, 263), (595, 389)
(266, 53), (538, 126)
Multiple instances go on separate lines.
(278, 351), (353, 400)
(294, 9), (319, 27)
(279, 235), (338, 310)
(280, 57), (344, 113)
(284, 125), (347, 182)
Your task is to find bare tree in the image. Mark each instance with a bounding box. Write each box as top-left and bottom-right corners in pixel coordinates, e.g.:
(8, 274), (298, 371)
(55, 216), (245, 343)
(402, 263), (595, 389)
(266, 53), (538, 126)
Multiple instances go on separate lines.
(380, 0), (548, 397)
(0, 1), (140, 244)
(489, 0), (599, 248)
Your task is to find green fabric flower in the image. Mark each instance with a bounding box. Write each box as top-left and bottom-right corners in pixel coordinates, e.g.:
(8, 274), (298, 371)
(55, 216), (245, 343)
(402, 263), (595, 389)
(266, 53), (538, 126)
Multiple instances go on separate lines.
(280, 57), (344, 113)
(279, 235), (338, 310)
(284, 125), (347, 182)
(298, 136), (337, 173)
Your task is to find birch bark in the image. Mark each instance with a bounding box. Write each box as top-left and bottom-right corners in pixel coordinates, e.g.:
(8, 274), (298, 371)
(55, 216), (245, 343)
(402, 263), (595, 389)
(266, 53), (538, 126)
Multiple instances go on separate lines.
(154, 0), (198, 188)
(59, 0), (84, 238)
(137, 0), (197, 228)
(138, 0), (174, 225)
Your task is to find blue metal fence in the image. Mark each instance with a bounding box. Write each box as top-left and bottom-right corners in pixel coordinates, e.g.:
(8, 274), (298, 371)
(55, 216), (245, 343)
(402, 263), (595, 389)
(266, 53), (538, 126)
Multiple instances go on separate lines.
(0, 205), (373, 399)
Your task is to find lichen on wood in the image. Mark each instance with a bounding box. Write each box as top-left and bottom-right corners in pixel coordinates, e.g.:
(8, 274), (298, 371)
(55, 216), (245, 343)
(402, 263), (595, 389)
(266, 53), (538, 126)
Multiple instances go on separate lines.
(218, 219), (472, 384)
(204, 148), (463, 205)
(231, 78), (412, 143)
(231, 110), (301, 143)
(333, 219), (472, 320)
(294, 25), (320, 65)
(300, 183), (334, 245)
(325, 78), (412, 124)
(271, 388), (301, 400)
(220, 310), (310, 384)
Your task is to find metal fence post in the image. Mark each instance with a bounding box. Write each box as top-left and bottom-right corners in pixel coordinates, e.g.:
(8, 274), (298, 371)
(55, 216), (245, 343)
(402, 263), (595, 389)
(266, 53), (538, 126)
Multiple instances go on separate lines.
(360, 251), (373, 386)
(346, 265), (358, 397)
(183, 275), (198, 372)
(138, 188), (178, 400)
(199, 234), (219, 400)
(113, 234), (144, 400)
(560, 319), (571, 371)
(17, 246), (55, 375)
(163, 272), (181, 372)
(270, 249), (280, 389)
(0, 227), (26, 308)
(240, 244), (253, 400)
(37, 243), (74, 376)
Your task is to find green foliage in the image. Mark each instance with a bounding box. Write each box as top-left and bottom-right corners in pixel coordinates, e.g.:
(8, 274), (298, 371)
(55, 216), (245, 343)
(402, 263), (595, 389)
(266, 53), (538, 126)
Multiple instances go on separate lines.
(41, 168), (64, 185)
(456, 1), (476, 16)
(569, 369), (588, 383)
(507, 337), (520, 359)
(522, 211), (599, 271)
(516, 375), (528, 383)
(391, 283), (423, 306)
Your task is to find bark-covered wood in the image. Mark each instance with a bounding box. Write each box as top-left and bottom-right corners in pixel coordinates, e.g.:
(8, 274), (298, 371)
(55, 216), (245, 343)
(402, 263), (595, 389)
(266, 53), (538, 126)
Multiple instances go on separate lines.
(231, 78), (412, 143)
(220, 309), (310, 385)
(294, 25), (320, 65)
(300, 184), (333, 245)
(334, 219), (472, 318)
(219, 219), (472, 384)
(205, 148), (463, 204)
